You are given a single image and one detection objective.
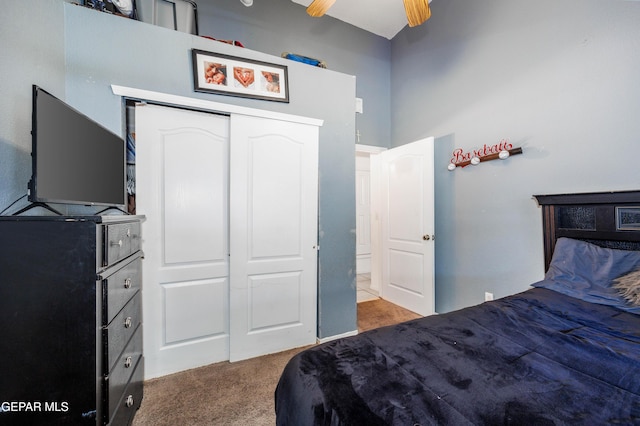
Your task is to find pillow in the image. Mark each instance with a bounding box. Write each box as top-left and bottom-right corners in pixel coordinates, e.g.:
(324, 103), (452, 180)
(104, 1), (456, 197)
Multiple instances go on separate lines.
(612, 268), (640, 307)
(532, 237), (640, 314)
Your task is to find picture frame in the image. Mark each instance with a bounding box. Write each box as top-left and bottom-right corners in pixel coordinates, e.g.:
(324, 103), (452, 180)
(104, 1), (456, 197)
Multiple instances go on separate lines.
(616, 207), (640, 231)
(191, 49), (289, 103)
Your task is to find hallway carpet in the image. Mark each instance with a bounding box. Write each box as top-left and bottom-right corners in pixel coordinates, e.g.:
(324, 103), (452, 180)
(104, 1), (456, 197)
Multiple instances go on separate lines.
(356, 298), (421, 331)
(132, 299), (420, 426)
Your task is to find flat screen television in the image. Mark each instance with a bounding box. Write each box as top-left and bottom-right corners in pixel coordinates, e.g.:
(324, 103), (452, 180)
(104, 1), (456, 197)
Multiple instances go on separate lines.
(29, 85), (126, 209)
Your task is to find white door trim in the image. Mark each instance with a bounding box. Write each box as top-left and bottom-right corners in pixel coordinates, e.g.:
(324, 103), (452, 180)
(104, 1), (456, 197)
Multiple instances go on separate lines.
(355, 144), (386, 155)
(112, 85), (323, 127)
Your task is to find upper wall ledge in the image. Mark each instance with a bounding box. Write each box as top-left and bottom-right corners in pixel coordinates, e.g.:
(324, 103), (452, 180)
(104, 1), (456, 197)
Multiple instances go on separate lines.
(111, 85), (324, 127)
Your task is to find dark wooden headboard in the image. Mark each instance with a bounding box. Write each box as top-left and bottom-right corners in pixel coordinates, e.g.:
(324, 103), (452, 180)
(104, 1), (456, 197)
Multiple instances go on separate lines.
(534, 190), (640, 271)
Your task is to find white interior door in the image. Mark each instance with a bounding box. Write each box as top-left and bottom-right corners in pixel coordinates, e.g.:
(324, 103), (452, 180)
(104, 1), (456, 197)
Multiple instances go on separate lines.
(229, 115), (318, 362)
(136, 104), (230, 378)
(376, 137), (435, 316)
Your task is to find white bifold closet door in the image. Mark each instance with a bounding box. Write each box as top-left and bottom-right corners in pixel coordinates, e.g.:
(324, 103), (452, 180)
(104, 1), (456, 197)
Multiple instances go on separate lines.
(136, 104), (318, 378)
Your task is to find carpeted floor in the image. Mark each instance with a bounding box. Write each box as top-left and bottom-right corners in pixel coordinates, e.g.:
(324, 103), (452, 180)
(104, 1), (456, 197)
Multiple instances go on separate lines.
(132, 298), (420, 426)
(356, 297), (421, 331)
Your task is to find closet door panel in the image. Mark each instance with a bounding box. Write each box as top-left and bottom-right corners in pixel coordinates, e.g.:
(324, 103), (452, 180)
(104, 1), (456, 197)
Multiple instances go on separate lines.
(249, 139), (302, 259)
(163, 131), (227, 265)
(136, 103), (320, 374)
(247, 272), (302, 329)
(230, 115), (318, 362)
(136, 104), (230, 379)
(164, 278), (228, 344)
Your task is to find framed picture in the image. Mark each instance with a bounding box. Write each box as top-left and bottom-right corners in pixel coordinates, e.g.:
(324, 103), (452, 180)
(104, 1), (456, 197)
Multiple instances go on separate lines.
(191, 49), (289, 103)
(616, 207), (640, 231)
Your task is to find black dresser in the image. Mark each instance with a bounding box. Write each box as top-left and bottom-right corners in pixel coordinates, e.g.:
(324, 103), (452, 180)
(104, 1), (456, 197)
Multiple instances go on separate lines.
(0, 215), (145, 425)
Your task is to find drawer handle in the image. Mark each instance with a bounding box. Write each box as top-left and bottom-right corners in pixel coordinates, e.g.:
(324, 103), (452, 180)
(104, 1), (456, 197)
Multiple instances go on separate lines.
(124, 278), (132, 289)
(111, 239), (123, 247)
(124, 356), (132, 368)
(126, 228), (131, 238)
(125, 395), (134, 408)
(124, 317), (133, 328)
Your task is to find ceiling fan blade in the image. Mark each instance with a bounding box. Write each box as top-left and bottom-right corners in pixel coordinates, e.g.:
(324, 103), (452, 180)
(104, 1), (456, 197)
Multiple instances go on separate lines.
(307, 0), (337, 17)
(403, 0), (431, 27)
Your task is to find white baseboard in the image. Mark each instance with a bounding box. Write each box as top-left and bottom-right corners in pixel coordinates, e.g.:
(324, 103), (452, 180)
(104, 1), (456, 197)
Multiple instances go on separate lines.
(317, 329), (358, 344)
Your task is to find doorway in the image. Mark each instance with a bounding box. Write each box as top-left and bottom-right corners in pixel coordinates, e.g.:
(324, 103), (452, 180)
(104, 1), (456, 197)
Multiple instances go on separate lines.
(355, 144), (385, 303)
(355, 138), (436, 317)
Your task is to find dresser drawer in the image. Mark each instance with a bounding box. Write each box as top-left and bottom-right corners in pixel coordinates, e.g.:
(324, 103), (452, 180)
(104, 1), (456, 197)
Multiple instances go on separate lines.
(104, 327), (142, 421)
(104, 221), (141, 267)
(107, 357), (144, 426)
(104, 293), (141, 373)
(103, 255), (142, 324)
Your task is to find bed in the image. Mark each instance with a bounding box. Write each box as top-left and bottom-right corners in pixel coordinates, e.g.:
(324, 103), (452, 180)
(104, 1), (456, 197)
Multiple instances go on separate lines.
(275, 191), (640, 425)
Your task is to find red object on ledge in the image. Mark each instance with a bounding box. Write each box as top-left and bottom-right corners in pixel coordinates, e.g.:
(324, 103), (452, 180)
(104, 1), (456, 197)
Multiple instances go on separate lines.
(201, 36), (245, 47)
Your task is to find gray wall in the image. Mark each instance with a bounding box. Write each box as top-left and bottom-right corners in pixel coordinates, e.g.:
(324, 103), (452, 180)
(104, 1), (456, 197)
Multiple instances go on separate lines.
(196, 0), (391, 148)
(0, 0), (66, 213)
(0, 0), (359, 339)
(391, 0), (640, 312)
(4, 0), (639, 336)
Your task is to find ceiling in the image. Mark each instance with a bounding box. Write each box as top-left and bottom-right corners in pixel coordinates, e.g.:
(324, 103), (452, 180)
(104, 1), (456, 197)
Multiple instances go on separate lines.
(290, 0), (416, 40)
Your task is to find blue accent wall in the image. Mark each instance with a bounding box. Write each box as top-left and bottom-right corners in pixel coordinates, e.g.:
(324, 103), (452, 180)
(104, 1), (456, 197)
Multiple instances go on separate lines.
(0, 0), (361, 339)
(1, 0), (639, 337)
(391, 0), (640, 312)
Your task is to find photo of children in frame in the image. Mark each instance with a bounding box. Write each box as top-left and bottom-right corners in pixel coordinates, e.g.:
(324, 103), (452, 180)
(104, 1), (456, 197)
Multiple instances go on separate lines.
(204, 62), (227, 86)
(192, 49), (289, 103)
(261, 71), (280, 93)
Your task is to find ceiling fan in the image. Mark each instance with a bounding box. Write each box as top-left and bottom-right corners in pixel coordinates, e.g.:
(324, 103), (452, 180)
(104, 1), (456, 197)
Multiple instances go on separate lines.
(306, 0), (431, 27)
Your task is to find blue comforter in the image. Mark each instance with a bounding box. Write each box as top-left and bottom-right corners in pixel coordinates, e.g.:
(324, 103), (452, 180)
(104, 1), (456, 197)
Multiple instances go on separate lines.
(275, 288), (640, 425)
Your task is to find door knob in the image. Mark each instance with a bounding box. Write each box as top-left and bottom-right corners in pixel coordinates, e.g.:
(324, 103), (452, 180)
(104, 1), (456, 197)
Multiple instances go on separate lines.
(423, 234), (435, 241)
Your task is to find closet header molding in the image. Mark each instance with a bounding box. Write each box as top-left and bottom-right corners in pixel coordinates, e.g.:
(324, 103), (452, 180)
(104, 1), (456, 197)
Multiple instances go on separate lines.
(111, 85), (323, 127)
